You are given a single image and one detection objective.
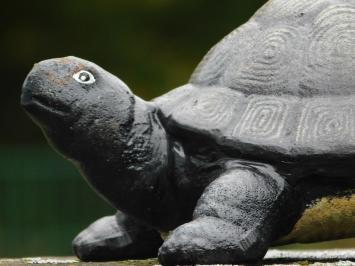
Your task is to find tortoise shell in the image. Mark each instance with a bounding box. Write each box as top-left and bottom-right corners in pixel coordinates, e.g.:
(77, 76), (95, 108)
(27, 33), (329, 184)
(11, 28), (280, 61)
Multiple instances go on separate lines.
(191, 0), (355, 97)
(155, 0), (355, 158)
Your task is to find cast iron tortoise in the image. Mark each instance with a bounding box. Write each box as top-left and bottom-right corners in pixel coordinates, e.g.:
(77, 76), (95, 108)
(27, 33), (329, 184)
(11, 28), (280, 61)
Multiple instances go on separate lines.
(21, 0), (355, 264)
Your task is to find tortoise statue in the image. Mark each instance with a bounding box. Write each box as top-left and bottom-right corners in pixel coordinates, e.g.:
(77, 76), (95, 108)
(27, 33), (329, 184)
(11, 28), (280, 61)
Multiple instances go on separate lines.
(21, 0), (355, 264)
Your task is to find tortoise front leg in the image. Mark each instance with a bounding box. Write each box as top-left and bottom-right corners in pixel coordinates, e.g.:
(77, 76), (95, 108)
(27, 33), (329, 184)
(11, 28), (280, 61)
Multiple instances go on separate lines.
(73, 210), (163, 261)
(158, 163), (300, 265)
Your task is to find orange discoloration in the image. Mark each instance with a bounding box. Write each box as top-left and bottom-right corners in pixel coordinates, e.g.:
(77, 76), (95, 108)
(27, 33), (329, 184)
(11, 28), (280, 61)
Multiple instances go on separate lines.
(41, 58), (85, 86)
(44, 70), (69, 86)
(72, 63), (85, 74)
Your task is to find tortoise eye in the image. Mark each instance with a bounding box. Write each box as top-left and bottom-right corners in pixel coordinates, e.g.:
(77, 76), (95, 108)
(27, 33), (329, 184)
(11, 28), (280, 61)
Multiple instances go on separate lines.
(73, 70), (96, 84)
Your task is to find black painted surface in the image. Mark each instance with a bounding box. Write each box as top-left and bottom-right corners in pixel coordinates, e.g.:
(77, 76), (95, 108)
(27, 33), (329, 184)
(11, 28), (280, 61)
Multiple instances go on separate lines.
(21, 0), (355, 264)
(72, 211), (163, 262)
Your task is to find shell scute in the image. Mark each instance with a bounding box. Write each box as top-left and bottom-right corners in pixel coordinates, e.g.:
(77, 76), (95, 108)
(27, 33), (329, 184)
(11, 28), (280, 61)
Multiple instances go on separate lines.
(302, 4), (355, 95)
(222, 26), (304, 95)
(170, 87), (246, 134)
(232, 96), (295, 143)
(296, 99), (355, 149)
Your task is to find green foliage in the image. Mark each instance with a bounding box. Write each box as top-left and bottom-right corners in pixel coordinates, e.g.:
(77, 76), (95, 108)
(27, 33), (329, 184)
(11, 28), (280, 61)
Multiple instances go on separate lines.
(0, 146), (113, 256)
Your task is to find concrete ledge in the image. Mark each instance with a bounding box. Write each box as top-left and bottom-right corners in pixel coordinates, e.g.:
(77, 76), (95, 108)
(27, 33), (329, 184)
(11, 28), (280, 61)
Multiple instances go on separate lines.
(265, 249), (355, 263)
(1, 249), (355, 265)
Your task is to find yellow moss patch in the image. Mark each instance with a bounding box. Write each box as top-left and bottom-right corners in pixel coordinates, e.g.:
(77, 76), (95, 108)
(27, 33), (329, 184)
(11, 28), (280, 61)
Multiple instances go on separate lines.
(276, 194), (355, 245)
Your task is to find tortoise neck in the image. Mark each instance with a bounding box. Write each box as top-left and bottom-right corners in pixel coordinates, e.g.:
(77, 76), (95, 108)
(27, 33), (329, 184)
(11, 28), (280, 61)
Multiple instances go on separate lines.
(122, 98), (170, 172)
(79, 97), (180, 229)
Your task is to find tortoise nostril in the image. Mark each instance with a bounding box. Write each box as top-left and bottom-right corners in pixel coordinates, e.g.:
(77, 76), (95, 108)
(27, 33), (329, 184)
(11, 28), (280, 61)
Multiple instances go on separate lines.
(21, 73), (38, 106)
(20, 89), (33, 107)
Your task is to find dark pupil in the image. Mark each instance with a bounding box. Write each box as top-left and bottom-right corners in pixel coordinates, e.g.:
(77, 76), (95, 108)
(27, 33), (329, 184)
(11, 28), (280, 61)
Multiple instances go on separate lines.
(79, 72), (90, 82)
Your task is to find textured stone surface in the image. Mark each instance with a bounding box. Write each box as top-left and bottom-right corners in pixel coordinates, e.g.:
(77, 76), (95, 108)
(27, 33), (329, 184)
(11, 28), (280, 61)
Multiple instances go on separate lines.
(1, 249), (355, 265)
(264, 249), (355, 263)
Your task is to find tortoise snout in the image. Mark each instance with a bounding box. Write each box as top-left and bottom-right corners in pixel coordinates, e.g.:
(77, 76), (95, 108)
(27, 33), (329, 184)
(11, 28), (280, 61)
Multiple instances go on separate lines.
(21, 57), (77, 103)
(21, 59), (75, 121)
(21, 64), (45, 108)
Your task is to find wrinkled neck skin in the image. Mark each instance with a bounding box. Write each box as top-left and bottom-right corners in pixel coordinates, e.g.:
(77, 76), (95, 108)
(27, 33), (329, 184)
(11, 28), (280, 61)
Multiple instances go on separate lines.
(49, 97), (181, 230)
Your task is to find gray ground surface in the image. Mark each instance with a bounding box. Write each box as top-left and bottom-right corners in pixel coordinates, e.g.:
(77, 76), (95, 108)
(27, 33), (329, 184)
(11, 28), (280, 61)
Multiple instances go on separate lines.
(1, 249), (355, 265)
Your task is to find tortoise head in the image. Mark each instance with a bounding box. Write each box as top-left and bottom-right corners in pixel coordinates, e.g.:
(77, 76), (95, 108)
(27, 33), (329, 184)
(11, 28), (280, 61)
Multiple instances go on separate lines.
(21, 56), (135, 159)
(22, 57), (177, 226)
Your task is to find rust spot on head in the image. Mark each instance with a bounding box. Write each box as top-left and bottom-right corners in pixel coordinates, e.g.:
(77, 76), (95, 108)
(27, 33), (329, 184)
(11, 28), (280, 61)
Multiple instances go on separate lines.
(72, 63), (85, 74)
(40, 58), (86, 86)
(43, 70), (69, 86)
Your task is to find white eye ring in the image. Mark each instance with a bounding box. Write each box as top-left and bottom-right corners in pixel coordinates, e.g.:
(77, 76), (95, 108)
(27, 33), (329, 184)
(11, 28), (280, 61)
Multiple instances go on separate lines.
(73, 70), (96, 84)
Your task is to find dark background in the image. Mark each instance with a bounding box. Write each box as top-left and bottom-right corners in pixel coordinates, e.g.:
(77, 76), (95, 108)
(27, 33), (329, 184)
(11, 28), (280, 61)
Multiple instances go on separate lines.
(0, 0), (353, 258)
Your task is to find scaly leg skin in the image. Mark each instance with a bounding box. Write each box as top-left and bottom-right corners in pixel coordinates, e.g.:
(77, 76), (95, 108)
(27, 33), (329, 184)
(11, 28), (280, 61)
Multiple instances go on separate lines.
(73, 211), (163, 261)
(158, 162), (299, 265)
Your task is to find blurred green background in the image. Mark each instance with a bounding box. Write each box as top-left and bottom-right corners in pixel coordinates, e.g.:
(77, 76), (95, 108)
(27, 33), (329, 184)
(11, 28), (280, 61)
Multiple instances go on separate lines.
(0, 0), (353, 258)
(0, 0), (266, 257)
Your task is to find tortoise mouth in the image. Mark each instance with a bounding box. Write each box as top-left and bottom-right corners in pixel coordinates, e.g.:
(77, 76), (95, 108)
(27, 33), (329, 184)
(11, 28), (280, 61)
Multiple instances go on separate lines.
(21, 91), (70, 118)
